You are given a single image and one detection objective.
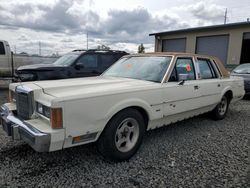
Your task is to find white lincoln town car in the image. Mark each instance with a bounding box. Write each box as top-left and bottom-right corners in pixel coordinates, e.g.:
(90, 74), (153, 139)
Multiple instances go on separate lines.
(0, 53), (245, 161)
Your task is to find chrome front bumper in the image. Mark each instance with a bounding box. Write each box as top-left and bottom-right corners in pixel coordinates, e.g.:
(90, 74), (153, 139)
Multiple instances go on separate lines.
(0, 104), (50, 152)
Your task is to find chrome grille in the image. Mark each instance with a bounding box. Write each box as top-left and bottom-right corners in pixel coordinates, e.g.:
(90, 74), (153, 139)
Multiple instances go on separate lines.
(16, 87), (33, 120)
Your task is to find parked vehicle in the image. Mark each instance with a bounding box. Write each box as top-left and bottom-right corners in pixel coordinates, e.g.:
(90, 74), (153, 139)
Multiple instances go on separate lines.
(231, 63), (250, 95)
(0, 53), (245, 161)
(0, 40), (57, 81)
(16, 49), (128, 81)
(0, 40), (13, 78)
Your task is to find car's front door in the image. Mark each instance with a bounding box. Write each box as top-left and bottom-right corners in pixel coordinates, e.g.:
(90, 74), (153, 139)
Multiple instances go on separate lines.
(162, 57), (203, 117)
(73, 54), (100, 77)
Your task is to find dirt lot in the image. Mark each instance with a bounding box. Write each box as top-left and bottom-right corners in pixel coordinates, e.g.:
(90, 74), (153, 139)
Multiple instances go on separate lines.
(0, 89), (249, 187)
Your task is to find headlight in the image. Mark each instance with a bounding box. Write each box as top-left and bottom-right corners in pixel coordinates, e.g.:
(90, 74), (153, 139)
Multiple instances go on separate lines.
(36, 102), (51, 118)
(19, 73), (36, 81)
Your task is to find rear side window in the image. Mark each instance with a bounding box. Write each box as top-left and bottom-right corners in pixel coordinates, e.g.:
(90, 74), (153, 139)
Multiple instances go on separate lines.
(197, 58), (217, 79)
(0, 42), (5, 55)
(77, 54), (98, 68)
(100, 54), (117, 71)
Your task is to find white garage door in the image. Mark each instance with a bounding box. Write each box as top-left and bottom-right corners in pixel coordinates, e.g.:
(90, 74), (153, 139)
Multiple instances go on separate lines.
(196, 35), (229, 65)
(162, 38), (186, 52)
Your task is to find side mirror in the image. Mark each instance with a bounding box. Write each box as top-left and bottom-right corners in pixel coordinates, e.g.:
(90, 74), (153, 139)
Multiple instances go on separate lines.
(75, 63), (84, 70)
(178, 73), (189, 85)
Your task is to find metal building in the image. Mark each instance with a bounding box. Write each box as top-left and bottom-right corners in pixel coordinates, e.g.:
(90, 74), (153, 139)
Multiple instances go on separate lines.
(150, 22), (250, 65)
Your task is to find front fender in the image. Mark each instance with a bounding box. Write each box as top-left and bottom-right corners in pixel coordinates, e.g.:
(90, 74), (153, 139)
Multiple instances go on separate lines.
(105, 98), (162, 124)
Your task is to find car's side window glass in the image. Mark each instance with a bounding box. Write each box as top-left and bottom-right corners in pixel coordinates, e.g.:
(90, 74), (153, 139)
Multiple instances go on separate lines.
(175, 58), (195, 81)
(168, 58), (195, 82)
(100, 54), (116, 71)
(0, 42), (5, 55)
(197, 58), (217, 79)
(76, 54), (98, 69)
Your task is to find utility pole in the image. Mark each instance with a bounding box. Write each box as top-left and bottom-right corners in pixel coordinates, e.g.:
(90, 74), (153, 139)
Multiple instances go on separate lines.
(39, 41), (41, 56)
(86, 32), (88, 50)
(14, 45), (16, 54)
(224, 8), (228, 24)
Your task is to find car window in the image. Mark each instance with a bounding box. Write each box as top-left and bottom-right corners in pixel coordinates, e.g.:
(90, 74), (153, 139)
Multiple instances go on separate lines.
(100, 54), (117, 71)
(53, 53), (79, 66)
(0, 42), (5, 55)
(77, 54), (98, 68)
(104, 56), (172, 83)
(169, 58), (195, 82)
(197, 58), (217, 79)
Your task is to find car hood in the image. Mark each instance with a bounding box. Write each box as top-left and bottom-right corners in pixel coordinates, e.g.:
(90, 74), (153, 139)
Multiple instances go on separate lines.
(33, 76), (159, 100)
(17, 64), (64, 71)
(231, 73), (250, 80)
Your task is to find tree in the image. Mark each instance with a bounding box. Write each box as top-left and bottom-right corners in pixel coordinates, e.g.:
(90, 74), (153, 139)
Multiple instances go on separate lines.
(97, 44), (110, 50)
(138, 43), (145, 53)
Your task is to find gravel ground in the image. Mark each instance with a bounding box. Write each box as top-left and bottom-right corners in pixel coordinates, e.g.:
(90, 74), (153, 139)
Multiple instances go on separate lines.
(0, 89), (249, 188)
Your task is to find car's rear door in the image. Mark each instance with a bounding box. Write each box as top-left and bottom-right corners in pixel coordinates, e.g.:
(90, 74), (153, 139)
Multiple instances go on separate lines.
(162, 56), (203, 116)
(195, 57), (223, 106)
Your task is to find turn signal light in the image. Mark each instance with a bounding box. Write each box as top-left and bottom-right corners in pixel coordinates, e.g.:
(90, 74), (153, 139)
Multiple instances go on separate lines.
(51, 108), (63, 129)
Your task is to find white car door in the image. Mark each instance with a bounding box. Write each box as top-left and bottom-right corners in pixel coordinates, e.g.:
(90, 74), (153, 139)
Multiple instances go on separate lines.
(162, 57), (203, 117)
(195, 57), (223, 107)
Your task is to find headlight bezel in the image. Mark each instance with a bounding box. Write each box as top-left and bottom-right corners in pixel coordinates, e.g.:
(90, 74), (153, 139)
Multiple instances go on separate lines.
(36, 102), (51, 119)
(36, 102), (63, 129)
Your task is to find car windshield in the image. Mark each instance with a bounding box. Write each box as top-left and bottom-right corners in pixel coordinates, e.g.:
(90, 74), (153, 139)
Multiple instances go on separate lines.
(233, 64), (250, 74)
(103, 56), (172, 83)
(53, 53), (79, 66)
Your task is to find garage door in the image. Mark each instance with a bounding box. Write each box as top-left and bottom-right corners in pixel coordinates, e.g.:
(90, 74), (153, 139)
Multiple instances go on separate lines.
(162, 38), (186, 52)
(196, 35), (229, 65)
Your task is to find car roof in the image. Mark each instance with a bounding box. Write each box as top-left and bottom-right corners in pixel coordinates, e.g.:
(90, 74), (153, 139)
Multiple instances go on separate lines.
(123, 52), (216, 59)
(72, 49), (128, 54)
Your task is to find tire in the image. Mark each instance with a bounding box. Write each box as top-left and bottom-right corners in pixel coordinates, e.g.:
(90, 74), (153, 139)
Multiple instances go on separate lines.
(211, 95), (229, 120)
(97, 108), (146, 162)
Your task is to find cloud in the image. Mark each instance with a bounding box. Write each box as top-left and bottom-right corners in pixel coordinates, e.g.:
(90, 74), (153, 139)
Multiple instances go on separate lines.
(0, 0), (187, 44)
(61, 38), (73, 42)
(0, 0), (84, 33)
(18, 34), (30, 41)
(0, 0), (228, 54)
(89, 7), (189, 43)
(190, 1), (225, 21)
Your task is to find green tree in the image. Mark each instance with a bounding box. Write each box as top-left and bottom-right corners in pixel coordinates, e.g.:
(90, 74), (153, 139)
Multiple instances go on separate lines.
(97, 44), (110, 50)
(138, 43), (145, 53)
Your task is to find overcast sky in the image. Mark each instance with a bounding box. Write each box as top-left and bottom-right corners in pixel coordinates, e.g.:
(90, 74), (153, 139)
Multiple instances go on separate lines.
(0, 0), (250, 55)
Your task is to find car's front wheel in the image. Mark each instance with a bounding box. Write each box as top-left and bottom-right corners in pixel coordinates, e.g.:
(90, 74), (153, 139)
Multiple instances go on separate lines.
(97, 108), (145, 162)
(211, 95), (229, 120)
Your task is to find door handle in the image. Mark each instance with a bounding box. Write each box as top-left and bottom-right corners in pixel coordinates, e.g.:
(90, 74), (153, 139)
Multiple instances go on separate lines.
(194, 85), (200, 90)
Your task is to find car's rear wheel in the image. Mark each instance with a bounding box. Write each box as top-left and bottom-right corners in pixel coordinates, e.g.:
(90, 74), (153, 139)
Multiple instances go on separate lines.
(97, 108), (145, 162)
(211, 95), (229, 120)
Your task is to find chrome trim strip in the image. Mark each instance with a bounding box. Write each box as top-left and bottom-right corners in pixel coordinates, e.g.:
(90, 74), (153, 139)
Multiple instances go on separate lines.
(150, 103), (164, 107)
(164, 93), (220, 104)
